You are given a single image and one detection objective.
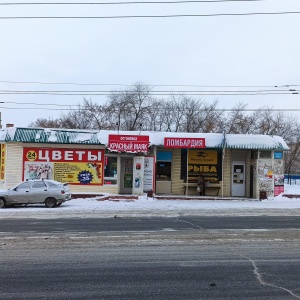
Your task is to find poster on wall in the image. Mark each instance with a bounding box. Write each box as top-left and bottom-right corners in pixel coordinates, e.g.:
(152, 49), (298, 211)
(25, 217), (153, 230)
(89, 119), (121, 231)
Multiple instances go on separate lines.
(258, 159), (273, 178)
(132, 156), (144, 195)
(143, 156), (155, 192)
(0, 144), (6, 181)
(23, 148), (104, 185)
(273, 159), (284, 174)
(188, 149), (222, 181)
(274, 174), (285, 196)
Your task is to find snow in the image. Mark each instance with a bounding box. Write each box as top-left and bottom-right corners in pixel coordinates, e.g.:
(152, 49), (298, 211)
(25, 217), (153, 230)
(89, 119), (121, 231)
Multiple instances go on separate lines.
(225, 134), (289, 150)
(1, 184), (300, 219)
(0, 127), (289, 150)
(96, 130), (224, 148)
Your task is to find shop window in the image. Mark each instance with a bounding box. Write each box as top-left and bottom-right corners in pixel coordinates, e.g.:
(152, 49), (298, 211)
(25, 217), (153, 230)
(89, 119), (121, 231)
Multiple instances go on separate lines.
(104, 156), (118, 185)
(156, 162), (171, 181)
(259, 151), (272, 159)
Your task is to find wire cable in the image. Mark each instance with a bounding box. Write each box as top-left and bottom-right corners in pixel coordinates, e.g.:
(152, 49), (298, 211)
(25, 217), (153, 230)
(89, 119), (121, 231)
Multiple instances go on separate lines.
(1, 11), (299, 19)
(0, 80), (298, 88)
(0, 89), (298, 93)
(0, 106), (299, 112)
(3, 101), (80, 107)
(0, 92), (298, 95)
(0, 0), (266, 6)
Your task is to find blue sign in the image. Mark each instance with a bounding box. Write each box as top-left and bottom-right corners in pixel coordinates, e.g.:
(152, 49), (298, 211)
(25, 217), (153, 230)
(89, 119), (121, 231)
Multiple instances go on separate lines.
(77, 170), (93, 184)
(157, 151), (173, 161)
(274, 151), (283, 159)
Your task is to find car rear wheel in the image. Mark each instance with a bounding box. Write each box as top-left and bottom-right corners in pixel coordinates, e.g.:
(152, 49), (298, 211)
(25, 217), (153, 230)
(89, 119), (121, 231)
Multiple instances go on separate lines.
(0, 198), (6, 209)
(45, 197), (57, 208)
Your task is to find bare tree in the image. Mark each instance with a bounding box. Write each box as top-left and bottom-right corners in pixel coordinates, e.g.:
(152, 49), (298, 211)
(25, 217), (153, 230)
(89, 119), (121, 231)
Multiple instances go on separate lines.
(196, 100), (224, 133)
(29, 117), (63, 128)
(107, 83), (154, 131)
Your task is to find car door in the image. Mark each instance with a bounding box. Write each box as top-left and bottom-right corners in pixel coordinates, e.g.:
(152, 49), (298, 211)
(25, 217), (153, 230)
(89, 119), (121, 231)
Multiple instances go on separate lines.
(30, 181), (49, 203)
(7, 182), (31, 204)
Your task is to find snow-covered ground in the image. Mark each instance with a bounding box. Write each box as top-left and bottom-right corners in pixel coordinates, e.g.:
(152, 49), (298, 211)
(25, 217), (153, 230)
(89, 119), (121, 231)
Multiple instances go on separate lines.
(1, 184), (300, 219)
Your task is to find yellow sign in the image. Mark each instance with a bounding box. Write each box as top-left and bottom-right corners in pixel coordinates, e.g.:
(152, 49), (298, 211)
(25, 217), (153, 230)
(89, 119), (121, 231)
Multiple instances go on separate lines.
(188, 150), (217, 165)
(0, 144), (6, 180)
(53, 162), (103, 184)
(26, 150), (38, 161)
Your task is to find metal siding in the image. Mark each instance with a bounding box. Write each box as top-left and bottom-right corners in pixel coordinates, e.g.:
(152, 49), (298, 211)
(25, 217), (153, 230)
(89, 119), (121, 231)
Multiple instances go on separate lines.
(171, 149), (184, 195)
(5, 143), (23, 189)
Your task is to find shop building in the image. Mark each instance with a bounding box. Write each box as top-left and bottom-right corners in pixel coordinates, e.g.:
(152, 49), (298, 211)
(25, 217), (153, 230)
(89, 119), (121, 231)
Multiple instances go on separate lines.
(0, 127), (289, 199)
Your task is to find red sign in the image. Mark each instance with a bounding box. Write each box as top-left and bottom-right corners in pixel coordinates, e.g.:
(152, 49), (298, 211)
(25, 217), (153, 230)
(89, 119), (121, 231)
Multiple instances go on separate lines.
(23, 148), (104, 185)
(108, 134), (149, 153)
(23, 148), (103, 162)
(274, 185), (284, 197)
(164, 137), (205, 148)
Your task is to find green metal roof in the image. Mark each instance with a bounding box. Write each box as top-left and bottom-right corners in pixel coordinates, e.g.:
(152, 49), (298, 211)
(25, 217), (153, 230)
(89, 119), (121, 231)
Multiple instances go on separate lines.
(0, 127), (102, 145)
(0, 127), (289, 150)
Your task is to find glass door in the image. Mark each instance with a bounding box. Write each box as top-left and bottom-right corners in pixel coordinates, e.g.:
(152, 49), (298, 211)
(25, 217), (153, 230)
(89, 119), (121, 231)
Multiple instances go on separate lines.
(120, 157), (133, 194)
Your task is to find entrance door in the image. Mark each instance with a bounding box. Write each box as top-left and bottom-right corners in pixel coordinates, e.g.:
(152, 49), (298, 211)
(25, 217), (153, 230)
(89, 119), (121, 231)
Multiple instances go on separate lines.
(120, 157), (133, 194)
(232, 161), (246, 197)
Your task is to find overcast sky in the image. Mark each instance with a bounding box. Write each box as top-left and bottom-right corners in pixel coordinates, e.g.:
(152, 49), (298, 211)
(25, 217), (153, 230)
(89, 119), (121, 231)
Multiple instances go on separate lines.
(0, 0), (300, 128)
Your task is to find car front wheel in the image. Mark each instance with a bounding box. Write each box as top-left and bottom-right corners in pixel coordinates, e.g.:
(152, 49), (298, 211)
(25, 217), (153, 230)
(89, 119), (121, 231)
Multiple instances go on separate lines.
(0, 198), (6, 209)
(45, 198), (57, 208)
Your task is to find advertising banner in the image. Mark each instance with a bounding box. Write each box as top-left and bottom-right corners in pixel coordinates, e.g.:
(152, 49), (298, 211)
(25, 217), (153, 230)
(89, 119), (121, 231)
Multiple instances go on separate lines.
(23, 148), (104, 185)
(164, 137), (205, 149)
(0, 144), (6, 181)
(132, 156), (144, 195)
(274, 174), (285, 196)
(108, 134), (149, 153)
(143, 156), (155, 192)
(188, 149), (222, 181)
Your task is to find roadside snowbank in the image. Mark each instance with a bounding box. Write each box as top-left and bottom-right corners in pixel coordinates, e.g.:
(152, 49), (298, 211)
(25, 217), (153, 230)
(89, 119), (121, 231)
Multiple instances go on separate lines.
(1, 184), (300, 219)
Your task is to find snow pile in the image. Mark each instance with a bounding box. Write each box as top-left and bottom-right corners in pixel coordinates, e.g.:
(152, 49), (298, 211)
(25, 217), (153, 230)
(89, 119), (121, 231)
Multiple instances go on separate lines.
(0, 184), (300, 219)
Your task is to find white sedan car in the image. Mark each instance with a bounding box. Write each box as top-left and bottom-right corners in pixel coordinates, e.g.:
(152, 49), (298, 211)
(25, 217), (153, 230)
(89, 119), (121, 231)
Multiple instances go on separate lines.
(0, 179), (72, 208)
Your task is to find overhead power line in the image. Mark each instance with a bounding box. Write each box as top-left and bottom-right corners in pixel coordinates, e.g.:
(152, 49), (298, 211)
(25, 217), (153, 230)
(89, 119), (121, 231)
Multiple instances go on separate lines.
(0, 87), (299, 96)
(0, 0), (266, 5)
(3, 101), (79, 107)
(1, 80), (299, 88)
(0, 92), (298, 96)
(1, 11), (299, 20)
(0, 106), (77, 111)
(0, 89), (298, 93)
(0, 106), (300, 112)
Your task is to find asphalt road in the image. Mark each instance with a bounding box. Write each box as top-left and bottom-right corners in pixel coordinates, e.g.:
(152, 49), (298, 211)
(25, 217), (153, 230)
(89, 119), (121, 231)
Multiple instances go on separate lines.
(0, 216), (300, 300)
(1, 216), (300, 233)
